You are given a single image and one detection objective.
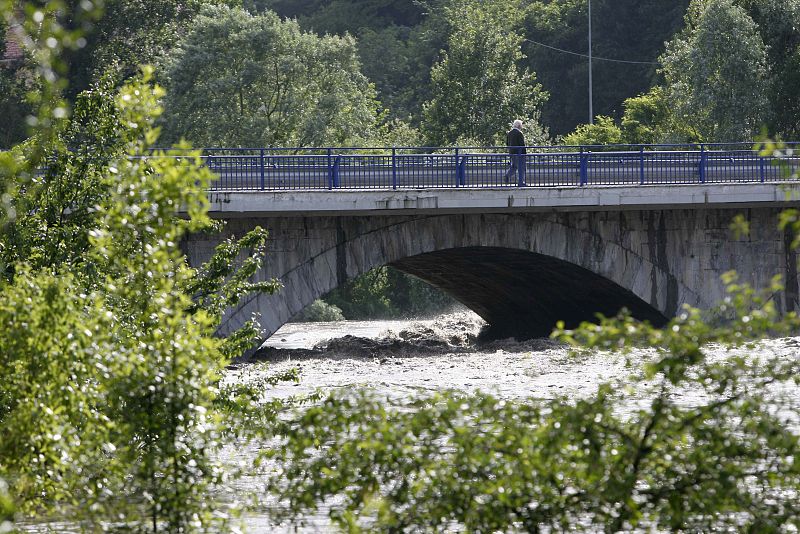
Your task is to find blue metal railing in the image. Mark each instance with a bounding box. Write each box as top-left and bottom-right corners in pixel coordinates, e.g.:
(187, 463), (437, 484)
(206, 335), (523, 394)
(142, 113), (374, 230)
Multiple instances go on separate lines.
(147, 143), (800, 191)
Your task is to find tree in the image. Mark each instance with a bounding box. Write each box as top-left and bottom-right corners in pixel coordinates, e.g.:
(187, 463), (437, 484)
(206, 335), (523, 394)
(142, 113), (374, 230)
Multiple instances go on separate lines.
(55, 0), (241, 101)
(159, 5), (381, 148)
(619, 87), (700, 144)
(249, 0), (447, 128)
(521, 0), (690, 136)
(561, 87), (700, 146)
(251, 0), (424, 35)
(324, 266), (456, 320)
(421, 0), (548, 147)
(325, 266), (397, 319)
(660, 0), (770, 141)
(0, 19), (34, 148)
(562, 115), (623, 146)
(357, 25), (423, 121)
(1, 2), (290, 529)
(0, 67), (31, 148)
(0, 67), (288, 530)
(738, 0), (800, 138)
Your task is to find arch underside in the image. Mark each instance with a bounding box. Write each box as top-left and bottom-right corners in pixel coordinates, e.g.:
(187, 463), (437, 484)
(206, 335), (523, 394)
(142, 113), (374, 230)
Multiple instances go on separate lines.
(390, 247), (667, 339)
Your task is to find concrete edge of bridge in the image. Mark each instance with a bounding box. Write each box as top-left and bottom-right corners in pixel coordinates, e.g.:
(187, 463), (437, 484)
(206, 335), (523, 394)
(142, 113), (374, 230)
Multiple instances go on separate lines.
(197, 181), (800, 218)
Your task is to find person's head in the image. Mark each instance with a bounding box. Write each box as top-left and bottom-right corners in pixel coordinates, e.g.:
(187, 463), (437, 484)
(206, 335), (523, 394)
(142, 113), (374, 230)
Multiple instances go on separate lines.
(512, 119), (523, 130)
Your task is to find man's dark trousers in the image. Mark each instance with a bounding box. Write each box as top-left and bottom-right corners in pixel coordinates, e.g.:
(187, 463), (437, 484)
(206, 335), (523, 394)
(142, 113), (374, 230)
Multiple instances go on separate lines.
(504, 153), (526, 185)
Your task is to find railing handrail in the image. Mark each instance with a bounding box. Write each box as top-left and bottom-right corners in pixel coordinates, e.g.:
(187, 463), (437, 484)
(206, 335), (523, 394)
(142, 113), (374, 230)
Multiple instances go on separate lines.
(147, 142), (800, 154)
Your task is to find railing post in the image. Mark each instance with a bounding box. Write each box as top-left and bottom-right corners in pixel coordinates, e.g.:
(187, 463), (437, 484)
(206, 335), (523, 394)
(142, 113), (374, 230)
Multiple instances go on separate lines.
(639, 145), (645, 185)
(259, 148), (266, 191)
(579, 148), (588, 186)
(333, 155), (341, 188)
(392, 147), (398, 190)
(327, 148), (333, 190)
(454, 148), (460, 187)
(759, 155), (766, 183)
(699, 144), (706, 183)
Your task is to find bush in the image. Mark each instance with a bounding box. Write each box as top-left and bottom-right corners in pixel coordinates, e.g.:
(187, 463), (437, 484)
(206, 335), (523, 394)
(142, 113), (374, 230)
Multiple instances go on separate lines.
(296, 299), (346, 322)
(562, 115), (624, 147)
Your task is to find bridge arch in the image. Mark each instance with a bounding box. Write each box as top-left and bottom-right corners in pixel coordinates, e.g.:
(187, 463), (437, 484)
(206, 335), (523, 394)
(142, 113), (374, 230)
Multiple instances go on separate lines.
(210, 211), (700, 345)
(390, 247), (667, 338)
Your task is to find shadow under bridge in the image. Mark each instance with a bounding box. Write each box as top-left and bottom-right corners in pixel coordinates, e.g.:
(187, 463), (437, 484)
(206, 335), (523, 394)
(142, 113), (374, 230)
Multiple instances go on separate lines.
(390, 247), (667, 340)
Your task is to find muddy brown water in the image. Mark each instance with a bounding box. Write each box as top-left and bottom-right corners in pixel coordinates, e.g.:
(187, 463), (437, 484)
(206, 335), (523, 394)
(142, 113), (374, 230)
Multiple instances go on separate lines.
(240, 312), (625, 402)
(226, 311), (800, 532)
(20, 311), (800, 532)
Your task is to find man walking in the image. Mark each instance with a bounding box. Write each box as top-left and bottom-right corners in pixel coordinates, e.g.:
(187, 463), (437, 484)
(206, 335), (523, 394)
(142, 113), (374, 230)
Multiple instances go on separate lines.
(504, 119), (526, 185)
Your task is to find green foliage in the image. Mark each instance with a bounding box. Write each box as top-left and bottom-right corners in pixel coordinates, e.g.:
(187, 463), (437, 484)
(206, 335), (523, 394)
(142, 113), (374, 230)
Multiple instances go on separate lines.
(568, 0), (800, 145)
(0, 61), (33, 149)
(296, 299), (346, 322)
(384, 268), (457, 317)
(421, 0), (548, 146)
(63, 0), (223, 98)
(373, 116), (423, 148)
(522, 0), (690, 136)
(619, 87), (701, 144)
(0, 1), (104, 220)
(250, 0), (424, 34)
(562, 115), (623, 146)
(237, 0), (696, 139)
(324, 266), (456, 320)
(0, 3), (292, 529)
(356, 26), (428, 122)
(268, 273), (800, 531)
(660, 0), (770, 141)
(770, 45), (800, 138)
(1, 68), (225, 528)
(247, 0), (433, 122)
(326, 266), (396, 319)
(563, 88), (701, 145)
(1, 74), (127, 277)
(159, 5), (381, 148)
(184, 229), (282, 322)
(739, 0), (800, 138)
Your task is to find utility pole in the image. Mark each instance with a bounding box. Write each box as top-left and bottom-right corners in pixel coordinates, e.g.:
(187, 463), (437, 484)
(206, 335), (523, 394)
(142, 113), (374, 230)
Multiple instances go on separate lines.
(588, 0), (593, 124)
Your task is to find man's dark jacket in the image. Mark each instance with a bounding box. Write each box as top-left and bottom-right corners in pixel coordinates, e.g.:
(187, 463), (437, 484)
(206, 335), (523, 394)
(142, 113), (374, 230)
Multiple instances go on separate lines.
(506, 128), (526, 155)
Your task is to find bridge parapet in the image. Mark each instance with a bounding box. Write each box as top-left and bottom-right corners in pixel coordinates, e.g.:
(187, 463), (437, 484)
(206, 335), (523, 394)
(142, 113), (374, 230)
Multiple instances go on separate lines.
(154, 142), (800, 192)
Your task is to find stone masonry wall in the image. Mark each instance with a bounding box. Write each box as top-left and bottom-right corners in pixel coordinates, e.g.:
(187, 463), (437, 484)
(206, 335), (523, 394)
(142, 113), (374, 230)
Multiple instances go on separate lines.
(182, 207), (797, 347)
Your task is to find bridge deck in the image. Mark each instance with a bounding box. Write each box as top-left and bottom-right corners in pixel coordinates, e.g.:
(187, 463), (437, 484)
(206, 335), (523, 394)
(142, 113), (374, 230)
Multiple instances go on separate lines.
(206, 182), (800, 217)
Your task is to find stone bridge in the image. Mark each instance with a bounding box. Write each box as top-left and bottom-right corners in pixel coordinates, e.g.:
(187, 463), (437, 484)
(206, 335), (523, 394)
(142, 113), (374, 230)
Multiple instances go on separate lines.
(182, 183), (800, 348)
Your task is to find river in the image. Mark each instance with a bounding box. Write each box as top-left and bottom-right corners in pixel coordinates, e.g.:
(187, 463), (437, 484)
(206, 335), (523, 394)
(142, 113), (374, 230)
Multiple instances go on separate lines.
(20, 311), (800, 532)
(223, 311), (800, 532)
(243, 311), (629, 403)
(231, 310), (615, 532)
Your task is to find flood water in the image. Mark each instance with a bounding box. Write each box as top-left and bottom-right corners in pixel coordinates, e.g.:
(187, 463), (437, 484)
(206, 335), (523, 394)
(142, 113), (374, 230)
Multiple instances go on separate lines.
(225, 311), (800, 532)
(232, 311), (615, 532)
(246, 311), (627, 402)
(20, 311), (800, 532)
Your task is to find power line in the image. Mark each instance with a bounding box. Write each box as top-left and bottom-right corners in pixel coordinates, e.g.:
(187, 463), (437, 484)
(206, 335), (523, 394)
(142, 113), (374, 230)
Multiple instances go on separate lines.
(522, 38), (658, 65)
